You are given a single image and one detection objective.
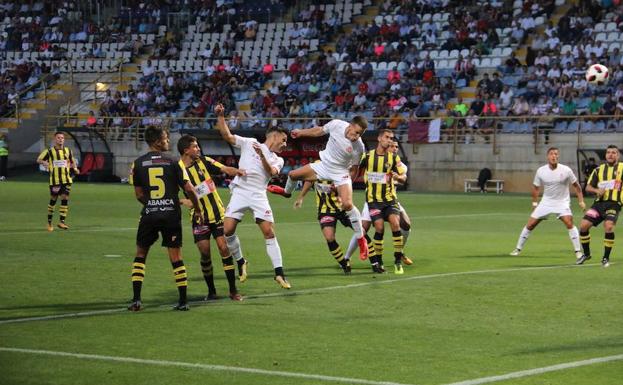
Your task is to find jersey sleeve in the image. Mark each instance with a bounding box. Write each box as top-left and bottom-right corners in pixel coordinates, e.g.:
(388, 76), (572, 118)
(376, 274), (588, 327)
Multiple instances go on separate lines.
(533, 169), (542, 187)
(37, 149), (49, 162)
(271, 155), (284, 173)
(129, 160), (139, 186)
(202, 156), (225, 174)
(394, 155), (407, 175)
(233, 134), (254, 149)
(567, 167), (578, 185)
(587, 167), (599, 188)
(176, 161), (191, 188)
(322, 119), (341, 134)
(358, 151), (368, 169)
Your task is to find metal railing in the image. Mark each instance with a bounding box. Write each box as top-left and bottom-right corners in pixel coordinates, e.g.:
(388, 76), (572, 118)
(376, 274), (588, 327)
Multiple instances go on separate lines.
(2, 60), (74, 120)
(42, 114), (623, 152)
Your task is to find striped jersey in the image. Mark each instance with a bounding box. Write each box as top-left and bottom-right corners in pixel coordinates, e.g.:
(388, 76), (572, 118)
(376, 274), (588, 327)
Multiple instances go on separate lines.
(37, 146), (76, 185)
(181, 156), (226, 224)
(314, 179), (342, 214)
(587, 161), (623, 204)
(360, 149), (406, 203)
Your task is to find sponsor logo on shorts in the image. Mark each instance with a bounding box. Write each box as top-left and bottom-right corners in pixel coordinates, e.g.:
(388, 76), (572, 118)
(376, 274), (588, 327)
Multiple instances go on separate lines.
(370, 209), (381, 216)
(606, 209), (618, 215)
(51, 186), (61, 193)
(264, 210), (272, 216)
(193, 225), (210, 234)
(320, 216), (335, 224)
(585, 209), (599, 218)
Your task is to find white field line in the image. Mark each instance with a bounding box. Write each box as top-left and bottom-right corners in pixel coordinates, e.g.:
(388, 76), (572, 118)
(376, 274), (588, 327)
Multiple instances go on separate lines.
(0, 213), (522, 236)
(0, 262), (604, 325)
(442, 353), (623, 385)
(1, 347), (622, 385)
(0, 347), (414, 385)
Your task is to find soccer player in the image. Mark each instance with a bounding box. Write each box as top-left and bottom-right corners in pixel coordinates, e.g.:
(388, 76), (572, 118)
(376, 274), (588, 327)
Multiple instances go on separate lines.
(37, 131), (80, 231)
(345, 138), (413, 271)
(293, 176), (352, 274)
(178, 134), (246, 301)
(510, 147), (586, 259)
(214, 104), (292, 289)
(576, 145), (623, 267)
(269, 116), (369, 260)
(359, 129), (408, 274)
(128, 126), (203, 311)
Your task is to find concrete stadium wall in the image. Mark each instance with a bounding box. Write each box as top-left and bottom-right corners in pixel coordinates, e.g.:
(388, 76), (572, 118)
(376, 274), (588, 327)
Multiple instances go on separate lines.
(406, 133), (623, 193)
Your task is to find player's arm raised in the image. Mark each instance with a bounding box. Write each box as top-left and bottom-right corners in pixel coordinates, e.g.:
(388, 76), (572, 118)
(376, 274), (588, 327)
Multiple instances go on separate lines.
(214, 104), (236, 145)
(290, 125), (325, 139)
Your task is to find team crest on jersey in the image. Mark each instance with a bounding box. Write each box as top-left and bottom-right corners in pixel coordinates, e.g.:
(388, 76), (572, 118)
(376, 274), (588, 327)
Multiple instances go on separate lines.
(346, 146), (352, 153)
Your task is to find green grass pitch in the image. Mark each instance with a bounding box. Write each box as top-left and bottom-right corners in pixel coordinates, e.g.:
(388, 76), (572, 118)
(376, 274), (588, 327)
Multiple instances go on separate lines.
(0, 178), (621, 385)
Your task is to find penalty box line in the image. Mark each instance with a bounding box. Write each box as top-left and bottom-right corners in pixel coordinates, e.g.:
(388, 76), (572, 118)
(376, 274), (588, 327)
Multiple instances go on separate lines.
(1, 347), (622, 385)
(0, 347), (413, 385)
(0, 263), (604, 325)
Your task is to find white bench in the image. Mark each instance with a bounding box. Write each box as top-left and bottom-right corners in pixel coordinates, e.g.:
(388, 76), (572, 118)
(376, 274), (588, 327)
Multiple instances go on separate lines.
(464, 179), (504, 194)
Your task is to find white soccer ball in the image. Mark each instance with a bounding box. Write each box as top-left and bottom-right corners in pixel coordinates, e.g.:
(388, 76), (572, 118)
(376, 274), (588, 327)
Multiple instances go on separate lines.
(585, 64), (609, 85)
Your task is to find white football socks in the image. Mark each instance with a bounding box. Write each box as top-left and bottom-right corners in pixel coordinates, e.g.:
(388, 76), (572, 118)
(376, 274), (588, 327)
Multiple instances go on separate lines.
(569, 226), (581, 252)
(225, 234), (244, 261)
(516, 226), (531, 250)
(346, 206), (363, 238)
(284, 176), (296, 194)
(265, 237), (283, 268)
(345, 233), (359, 260)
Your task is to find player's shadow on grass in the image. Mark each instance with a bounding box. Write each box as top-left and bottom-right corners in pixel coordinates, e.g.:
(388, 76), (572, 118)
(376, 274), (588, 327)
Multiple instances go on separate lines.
(512, 336), (623, 355)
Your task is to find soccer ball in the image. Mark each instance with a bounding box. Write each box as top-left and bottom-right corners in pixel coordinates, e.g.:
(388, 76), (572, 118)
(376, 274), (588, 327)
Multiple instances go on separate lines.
(585, 64), (609, 85)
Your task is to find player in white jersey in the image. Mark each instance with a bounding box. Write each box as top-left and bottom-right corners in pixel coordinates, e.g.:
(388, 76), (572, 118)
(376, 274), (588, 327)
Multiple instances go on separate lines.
(268, 116), (370, 260)
(214, 104), (291, 289)
(510, 147), (586, 258)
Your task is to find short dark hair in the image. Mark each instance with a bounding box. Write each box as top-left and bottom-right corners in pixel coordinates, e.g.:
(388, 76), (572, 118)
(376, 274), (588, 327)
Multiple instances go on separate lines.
(607, 144), (619, 150)
(351, 115), (368, 132)
(144, 126), (166, 146)
(54, 131), (64, 136)
(547, 147), (559, 154)
(266, 125), (288, 137)
(377, 128), (394, 138)
(177, 134), (197, 155)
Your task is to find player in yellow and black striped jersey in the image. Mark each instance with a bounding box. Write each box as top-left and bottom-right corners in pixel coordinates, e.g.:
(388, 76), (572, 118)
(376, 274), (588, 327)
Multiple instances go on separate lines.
(293, 176), (353, 274)
(577, 145), (623, 267)
(178, 134), (246, 301)
(358, 129), (407, 274)
(36, 132), (80, 231)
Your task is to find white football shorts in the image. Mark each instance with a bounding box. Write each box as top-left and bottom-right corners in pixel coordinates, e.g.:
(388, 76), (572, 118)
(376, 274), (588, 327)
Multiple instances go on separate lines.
(531, 201), (573, 219)
(310, 161), (352, 187)
(225, 187), (275, 223)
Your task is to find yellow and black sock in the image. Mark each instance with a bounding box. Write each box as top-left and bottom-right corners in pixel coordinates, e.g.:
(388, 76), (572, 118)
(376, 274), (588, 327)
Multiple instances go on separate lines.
(59, 199), (68, 223)
(392, 230), (404, 264)
(172, 260), (188, 304)
(364, 234), (379, 265)
(327, 240), (347, 267)
(580, 231), (591, 256)
(47, 199), (56, 224)
(604, 232), (615, 259)
(200, 253), (216, 296)
(131, 256), (146, 301)
(373, 232), (384, 265)
(221, 254), (237, 293)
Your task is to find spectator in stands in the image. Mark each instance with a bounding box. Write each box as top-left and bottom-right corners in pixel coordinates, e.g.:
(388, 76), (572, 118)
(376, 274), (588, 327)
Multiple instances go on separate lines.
(509, 95), (530, 117)
(587, 95), (603, 119)
(470, 95), (485, 116)
(499, 85), (514, 110)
